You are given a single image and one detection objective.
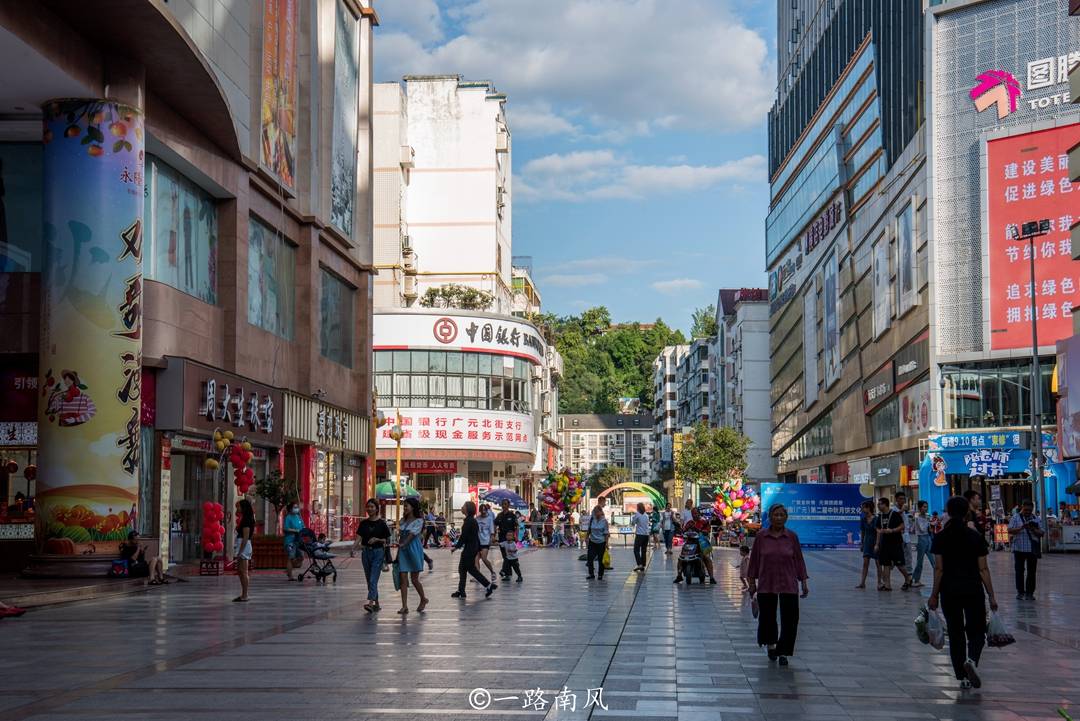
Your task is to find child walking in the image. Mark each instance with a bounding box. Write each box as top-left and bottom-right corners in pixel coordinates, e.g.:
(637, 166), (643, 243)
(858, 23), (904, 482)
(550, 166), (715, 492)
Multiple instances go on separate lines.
(501, 531), (523, 581)
(738, 545), (751, 591)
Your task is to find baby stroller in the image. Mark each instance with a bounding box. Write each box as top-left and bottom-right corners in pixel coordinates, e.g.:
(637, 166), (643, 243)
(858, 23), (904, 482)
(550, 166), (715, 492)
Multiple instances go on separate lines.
(297, 528), (337, 583)
(677, 531), (706, 585)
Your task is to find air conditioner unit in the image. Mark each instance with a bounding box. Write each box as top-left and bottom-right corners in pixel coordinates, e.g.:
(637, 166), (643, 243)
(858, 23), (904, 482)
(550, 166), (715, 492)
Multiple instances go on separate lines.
(403, 274), (417, 300)
(532, 364), (544, 380)
(402, 245), (416, 272)
(496, 130), (509, 153)
(400, 145), (414, 169)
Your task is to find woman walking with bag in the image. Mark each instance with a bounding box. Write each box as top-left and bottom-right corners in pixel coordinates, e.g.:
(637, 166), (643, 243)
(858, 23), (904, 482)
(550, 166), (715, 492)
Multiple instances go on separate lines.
(855, 500), (880, 589)
(928, 495), (999, 690)
(451, 501), (497, 600)
(394, 497), (429, 615)
(357, 498), (390, 612)
(746, 504), (809, 666)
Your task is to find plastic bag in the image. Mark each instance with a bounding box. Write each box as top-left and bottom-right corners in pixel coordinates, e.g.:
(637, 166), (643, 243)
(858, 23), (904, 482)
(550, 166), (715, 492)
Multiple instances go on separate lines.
(602, 547), (612, 569)
(986, 611), (1016, 648)
(914, 606), (930, 645)
(926, 607), (946, 650)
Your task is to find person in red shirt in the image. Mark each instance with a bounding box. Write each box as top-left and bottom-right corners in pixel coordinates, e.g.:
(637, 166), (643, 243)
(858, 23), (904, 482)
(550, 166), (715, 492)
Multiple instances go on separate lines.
(746, 504), (810, 666)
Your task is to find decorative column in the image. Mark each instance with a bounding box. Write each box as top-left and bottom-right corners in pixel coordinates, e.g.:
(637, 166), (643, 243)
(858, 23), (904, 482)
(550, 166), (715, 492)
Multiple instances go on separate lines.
(35, 99), (145, 562)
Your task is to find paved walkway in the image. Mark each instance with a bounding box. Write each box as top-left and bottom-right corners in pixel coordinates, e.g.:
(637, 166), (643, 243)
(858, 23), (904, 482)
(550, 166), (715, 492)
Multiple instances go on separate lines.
(0, 544), (1077, 721)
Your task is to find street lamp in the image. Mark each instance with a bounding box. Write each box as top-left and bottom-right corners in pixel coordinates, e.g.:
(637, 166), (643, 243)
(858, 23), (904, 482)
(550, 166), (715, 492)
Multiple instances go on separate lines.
(367, 394), (388, 506)
(1011, 219), (1052, 537)
(388, 410), (404, 521)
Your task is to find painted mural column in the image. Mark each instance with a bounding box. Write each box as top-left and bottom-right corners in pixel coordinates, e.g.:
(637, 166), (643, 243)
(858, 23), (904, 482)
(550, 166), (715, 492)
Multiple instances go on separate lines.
(35, 99), (145, 560)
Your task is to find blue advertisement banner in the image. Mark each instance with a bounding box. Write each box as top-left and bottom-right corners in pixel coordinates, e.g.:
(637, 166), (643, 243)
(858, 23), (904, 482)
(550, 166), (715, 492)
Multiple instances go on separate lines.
(760, 483), (872, 549)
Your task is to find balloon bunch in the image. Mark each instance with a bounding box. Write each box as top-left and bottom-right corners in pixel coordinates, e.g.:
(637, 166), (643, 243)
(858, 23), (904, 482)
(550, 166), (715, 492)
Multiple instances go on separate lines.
(201, 501), (226, 555)
(711, 475), (758, 522)
(539, 469), (583, 513)
(204, 429), (255, 495)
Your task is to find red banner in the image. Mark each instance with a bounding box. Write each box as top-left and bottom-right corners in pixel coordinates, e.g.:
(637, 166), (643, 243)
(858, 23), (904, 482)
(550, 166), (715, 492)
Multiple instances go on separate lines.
(988, 124), (1080, 350)
(376, 459), (458, 474)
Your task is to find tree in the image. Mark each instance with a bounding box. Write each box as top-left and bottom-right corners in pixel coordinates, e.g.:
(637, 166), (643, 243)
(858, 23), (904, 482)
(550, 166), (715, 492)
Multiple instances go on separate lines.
(676, 423), (750, 489)
(418, 284), (494, 310)
(691, 304), (718, 338)
(588, 466), (629, 496)
(255, 470), (300, 522)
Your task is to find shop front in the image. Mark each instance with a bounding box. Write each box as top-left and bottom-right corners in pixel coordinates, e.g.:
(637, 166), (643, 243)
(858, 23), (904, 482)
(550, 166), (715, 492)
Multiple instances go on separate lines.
(917, 431), (1077, 515)
(155, 358), (283, 563)
(0, 354), (39, 564)
(282, 393), (370, 542)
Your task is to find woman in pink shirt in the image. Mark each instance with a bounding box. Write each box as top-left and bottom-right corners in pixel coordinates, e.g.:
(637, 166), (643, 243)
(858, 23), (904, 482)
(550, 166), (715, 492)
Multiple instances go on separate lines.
(746, 504), (809, 666)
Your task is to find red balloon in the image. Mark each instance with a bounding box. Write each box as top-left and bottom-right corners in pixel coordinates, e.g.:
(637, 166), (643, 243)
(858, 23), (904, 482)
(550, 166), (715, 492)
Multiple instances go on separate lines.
(202, 501), (213, 513)
(213, 542), (224, 552)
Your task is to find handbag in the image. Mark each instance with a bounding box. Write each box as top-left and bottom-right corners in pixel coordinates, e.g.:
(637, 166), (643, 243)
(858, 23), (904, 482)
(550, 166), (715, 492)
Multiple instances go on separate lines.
(391, 559), (401, 591)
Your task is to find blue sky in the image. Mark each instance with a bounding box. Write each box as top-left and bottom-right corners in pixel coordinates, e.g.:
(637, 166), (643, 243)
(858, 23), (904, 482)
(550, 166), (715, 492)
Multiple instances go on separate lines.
(374, 0), (776, 334)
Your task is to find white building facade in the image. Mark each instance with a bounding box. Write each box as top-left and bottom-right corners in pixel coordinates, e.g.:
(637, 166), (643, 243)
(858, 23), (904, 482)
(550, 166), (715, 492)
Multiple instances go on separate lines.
(651, 345), (687, 480)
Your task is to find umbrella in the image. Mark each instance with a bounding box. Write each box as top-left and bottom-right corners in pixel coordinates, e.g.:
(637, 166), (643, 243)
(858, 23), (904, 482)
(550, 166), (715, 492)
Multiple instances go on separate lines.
(481, 488), (528, 510)
(375, 480), (420, 499)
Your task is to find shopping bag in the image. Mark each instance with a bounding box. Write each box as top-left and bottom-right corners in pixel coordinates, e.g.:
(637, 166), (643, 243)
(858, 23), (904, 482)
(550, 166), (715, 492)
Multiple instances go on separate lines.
(926, 608), (946, 650)
(914, 606), (930, 645)
(602, 547), (612, 569)
(391, 560), (401, 591)
(750, 594), (759, 619)
(986, 611), (1016, 648)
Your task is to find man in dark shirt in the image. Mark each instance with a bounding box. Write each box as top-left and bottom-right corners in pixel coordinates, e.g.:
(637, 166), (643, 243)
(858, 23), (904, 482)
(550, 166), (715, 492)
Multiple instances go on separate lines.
(873, 497), (913, 591)
(452, 501), (496, 599)
(494, 499), (519, 578)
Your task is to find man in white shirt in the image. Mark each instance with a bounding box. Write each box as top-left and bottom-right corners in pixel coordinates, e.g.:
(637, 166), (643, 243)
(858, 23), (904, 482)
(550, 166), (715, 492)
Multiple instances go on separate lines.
(911, 500), (935, 587)
(631, 502), (652, 572)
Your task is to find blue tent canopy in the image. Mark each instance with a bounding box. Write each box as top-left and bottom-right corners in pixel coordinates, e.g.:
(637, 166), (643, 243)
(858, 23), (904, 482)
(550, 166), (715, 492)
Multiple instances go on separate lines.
(917, 431), (1078, 513)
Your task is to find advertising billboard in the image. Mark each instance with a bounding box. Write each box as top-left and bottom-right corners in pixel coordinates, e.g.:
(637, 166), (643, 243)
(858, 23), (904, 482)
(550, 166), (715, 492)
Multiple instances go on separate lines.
(803, 290), (818, 408)
(872, 236), (891, 338)
(330, 0), (358, 235)
(373, 311), (546, 365)
(896, 201), (917, 315)
(260, 0), (299, 192)
(823, 250), (841, 387)
(760, 482), (872, 548)
(987, 123), (1080, 350)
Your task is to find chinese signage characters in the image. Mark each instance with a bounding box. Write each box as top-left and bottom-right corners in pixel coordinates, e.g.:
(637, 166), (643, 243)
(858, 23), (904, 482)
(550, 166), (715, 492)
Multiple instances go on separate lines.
(316, 407), (349, 447)
(803, 199), (844, 255)
(200, 379), (275, 435)
(760, 483), (867, 548)
(862, 362), (894, 414)
(987, 124), (1080, 350)
(467, 686), (606, 713)
(1024, 52), (1080, 109)
(375, 409), (533, 455)
(963, 448), (1012, 478)
(374, 311), (546, 365)
(376, 459), (458, 474)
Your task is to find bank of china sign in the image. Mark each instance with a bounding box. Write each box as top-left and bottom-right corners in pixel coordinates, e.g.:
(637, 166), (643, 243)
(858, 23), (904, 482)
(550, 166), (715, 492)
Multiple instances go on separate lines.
(971, 53), (1080, 119)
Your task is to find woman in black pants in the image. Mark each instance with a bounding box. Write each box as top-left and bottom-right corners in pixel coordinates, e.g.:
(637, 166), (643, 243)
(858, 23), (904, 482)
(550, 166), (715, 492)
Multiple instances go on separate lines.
(630, 502), (650, 572)
(746, 504), (809, 666)
(451, 501), (497, 600)
(928, 495), (999, 691)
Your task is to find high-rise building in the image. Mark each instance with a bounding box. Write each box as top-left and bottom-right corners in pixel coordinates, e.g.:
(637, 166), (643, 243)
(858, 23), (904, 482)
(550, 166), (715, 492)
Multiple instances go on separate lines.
(766, 0), (928, 490)
(559, 414), (653, 488)
(676, 339), (712, 429)
(0, 0), (379, 571)
(710, 289), (776, 486)
(650, 345), (688, 480)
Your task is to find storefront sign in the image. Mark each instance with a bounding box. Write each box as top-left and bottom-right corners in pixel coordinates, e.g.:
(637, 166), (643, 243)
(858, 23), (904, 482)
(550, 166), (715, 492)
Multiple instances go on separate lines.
(862, 362), (895, 414)
(170, 434), (269, 461)
(849, 458), (870, 485)
(282, 394), (368, 453)
(673, 433), (684, 500)
(157, 358), (284, 447)
(827, 461), (850, 484)
(894, 332), (929, 389)
(376, 408), (533, 455)
(0, 423), (37, 447)
(899, 380), (931, 437)
(377, 459), (458, 474)
(797, 467), (822, 484)
(871, 455), (901, 486)
(987, 124), (1080, 350)
(768, 245), (803, 317)
(317, 408), (350, 448)
(930, 431), (1025, 451)
(803, 199), (844, 255)
(963, 448), (1013, 478)
(374, 311), (545, 365)
(159, 436), (171, 567)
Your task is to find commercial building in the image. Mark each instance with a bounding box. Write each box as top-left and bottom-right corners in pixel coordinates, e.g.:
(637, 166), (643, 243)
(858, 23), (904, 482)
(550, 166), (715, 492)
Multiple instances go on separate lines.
(676, 339), (712, 428)
(766, 0), (927, 490)
(371, 76), (559, 519)
(650, 345), (687, 480)
(559, 414), (653, 487)
(0, 0), (377, 571)
(373, 75), (514, 314)
(710, 289), (776, 486)
(918, 0), (1080, 515)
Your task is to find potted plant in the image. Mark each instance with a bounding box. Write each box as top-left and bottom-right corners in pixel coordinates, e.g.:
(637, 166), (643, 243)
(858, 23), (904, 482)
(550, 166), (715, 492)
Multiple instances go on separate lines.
(252, 470), (299, 569)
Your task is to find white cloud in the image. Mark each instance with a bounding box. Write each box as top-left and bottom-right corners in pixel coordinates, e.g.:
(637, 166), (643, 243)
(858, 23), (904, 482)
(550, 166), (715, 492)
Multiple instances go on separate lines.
(374, 0), (775, 135)
(517, 149), (766, 202)
(541, 272), (609, 287)
(651, 278), (703, 294)
(507, 102), (579, 138)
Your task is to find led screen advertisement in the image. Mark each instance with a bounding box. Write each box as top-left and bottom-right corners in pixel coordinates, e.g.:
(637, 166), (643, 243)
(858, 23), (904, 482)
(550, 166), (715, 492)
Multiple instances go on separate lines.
(987, 123), (1080, 351)
(760, 483), (872, 549)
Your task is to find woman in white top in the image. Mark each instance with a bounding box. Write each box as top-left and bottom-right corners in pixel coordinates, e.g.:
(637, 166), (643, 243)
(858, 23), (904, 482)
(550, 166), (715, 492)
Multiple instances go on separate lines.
(631, 502), (652, 572)
(660, 504), (677, 555)
(477, 504), (497, 582)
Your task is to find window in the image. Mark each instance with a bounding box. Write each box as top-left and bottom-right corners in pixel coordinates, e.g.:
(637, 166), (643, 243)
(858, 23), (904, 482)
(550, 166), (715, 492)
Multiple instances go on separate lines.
(247, 216), (295, 339)
(942, 360), (1055, 430)
(372, 350), (534, 411)
(0, 144), (43, 272)
(319, 269), (353, 367)
(147, 157), (218, 303)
